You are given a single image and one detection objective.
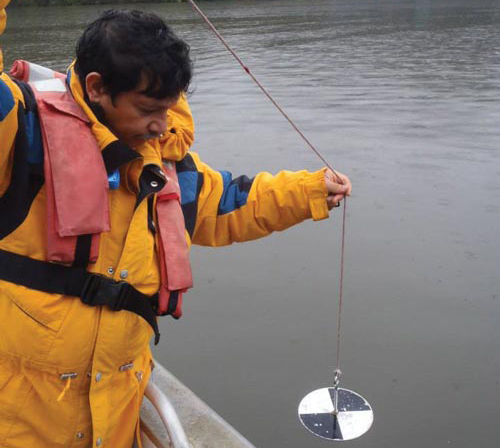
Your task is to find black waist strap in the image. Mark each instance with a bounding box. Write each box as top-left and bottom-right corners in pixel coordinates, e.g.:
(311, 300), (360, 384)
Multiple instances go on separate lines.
(0, 249), (160, 344)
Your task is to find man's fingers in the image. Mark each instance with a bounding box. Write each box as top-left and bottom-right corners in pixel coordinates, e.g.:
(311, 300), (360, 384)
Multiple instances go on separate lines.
(325, 180), (349, 195)
(324, 168), (352, 210)
(331, 194), (345, 202)
(326, 194), (345, 210)
(334, 172), (352, 196)
(326, 198), (342, 209)
(325, 169), (352, 196)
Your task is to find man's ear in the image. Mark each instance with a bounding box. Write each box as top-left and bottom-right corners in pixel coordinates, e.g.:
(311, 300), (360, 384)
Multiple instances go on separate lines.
(85, 72), (106, 103)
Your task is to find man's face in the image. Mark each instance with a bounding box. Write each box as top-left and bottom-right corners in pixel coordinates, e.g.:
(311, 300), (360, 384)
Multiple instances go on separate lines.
(86, 73), (179, 148)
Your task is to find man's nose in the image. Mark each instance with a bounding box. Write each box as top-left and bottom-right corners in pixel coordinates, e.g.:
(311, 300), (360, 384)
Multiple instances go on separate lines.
(148, 112), (168, 135)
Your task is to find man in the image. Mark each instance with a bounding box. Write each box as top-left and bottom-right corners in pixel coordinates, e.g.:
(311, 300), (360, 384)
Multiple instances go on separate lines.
(0, 6), (351, 448)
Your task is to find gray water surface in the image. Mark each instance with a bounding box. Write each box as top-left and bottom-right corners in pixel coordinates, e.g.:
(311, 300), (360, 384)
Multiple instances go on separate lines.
(3, 1), (500, 447)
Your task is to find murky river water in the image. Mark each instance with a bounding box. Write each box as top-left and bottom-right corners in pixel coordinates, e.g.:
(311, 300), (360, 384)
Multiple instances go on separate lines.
(3, 0), (500, 446)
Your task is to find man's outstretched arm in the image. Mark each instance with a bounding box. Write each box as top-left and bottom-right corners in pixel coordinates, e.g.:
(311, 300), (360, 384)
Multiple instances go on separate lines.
(177, 151), (351, 247)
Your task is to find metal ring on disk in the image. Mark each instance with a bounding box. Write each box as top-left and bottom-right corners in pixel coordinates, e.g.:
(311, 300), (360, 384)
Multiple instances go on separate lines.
(298, 387), (373, 441)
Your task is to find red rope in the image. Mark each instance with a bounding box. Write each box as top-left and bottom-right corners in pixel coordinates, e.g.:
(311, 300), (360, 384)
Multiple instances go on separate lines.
(187, 0), (348, 373)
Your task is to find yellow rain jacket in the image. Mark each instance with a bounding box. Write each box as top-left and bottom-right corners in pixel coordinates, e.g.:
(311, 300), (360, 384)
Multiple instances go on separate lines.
(0, 4), (330, 448)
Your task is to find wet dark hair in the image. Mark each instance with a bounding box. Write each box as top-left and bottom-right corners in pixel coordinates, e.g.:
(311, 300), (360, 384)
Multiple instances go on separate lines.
(75, 10), (192, 101)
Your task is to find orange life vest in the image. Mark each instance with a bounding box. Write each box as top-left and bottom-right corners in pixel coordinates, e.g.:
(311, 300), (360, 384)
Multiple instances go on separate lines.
(6, 60), (193, 335)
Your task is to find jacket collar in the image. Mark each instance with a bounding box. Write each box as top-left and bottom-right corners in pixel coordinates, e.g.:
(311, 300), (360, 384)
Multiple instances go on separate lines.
(66, 63), (190, 167)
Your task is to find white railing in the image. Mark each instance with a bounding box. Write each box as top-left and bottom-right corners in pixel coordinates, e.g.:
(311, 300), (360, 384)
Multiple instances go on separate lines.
(141, 381), (192, 448)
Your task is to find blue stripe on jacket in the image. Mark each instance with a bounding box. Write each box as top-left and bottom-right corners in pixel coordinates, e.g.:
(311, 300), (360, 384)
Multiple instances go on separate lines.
(217, 171), (253, 215)
(176, 154), (202, 238)
(0, 79), (15, 121)
(178, 171), (198, 205)
(24, 111), (43, 164)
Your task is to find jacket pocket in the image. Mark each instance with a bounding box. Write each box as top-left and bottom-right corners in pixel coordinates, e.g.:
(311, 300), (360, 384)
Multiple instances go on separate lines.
(0, 281), (71, 331)
(0, 282), (73, 363)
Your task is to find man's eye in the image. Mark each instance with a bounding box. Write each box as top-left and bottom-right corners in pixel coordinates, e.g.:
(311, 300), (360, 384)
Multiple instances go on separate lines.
(139, 108), (155, 115)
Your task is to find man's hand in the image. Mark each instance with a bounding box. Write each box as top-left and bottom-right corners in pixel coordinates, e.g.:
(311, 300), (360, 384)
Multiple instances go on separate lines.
(324, 169), (352, 210)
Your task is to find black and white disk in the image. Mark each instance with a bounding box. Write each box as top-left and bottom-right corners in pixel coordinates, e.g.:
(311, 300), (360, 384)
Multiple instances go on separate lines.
(298, 387), (373, 441)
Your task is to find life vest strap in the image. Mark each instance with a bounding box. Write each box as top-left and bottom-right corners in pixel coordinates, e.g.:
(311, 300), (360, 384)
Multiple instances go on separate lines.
(0, 249), (161, 344)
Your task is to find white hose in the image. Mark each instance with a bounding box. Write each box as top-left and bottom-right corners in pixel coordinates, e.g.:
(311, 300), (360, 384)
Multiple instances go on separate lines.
(144, 381), (192, 448)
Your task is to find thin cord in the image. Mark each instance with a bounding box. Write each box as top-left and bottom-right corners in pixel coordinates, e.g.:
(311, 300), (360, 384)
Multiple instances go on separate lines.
(336, 199), (347, 371)
(187, 0), (347, 374)
(187, 0), (341, 179)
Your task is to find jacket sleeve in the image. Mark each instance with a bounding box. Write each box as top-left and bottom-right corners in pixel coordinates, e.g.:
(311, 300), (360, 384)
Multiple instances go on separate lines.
(155, 94), (194, 161)
(177, 152), (330, 247)
(0, 76), (25, 196)
(0, 0), (21, 195)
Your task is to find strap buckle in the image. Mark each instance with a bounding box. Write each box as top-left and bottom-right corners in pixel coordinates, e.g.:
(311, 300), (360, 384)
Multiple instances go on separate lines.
(81, 274), (132, 311)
